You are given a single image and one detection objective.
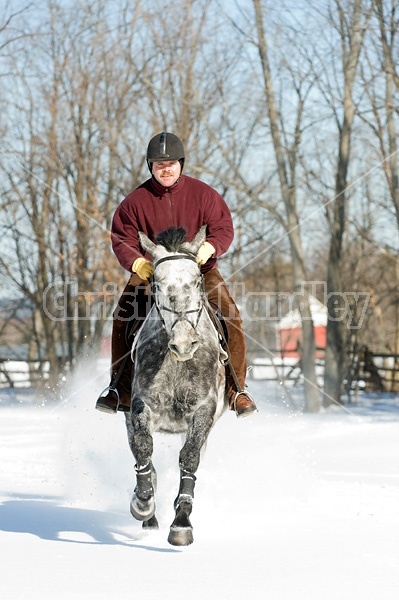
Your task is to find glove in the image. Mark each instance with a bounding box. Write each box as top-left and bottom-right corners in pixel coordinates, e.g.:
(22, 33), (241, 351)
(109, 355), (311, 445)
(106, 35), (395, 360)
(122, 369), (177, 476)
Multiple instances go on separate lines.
(196, 242), (215, 265)
(132, 257), (154, 280)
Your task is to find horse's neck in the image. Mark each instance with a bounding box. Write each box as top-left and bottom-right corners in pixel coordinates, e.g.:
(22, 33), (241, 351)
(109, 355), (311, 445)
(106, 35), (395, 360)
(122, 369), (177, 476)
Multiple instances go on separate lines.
(134, 305), (163, 349)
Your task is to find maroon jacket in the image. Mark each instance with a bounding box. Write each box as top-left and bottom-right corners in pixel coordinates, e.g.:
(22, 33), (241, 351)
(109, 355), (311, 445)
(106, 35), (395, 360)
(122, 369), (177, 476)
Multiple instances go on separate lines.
(111, 174), (234, 273)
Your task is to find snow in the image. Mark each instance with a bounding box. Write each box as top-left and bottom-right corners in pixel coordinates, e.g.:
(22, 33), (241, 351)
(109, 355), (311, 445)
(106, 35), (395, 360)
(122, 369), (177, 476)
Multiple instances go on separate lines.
(1, 375), (399, 600)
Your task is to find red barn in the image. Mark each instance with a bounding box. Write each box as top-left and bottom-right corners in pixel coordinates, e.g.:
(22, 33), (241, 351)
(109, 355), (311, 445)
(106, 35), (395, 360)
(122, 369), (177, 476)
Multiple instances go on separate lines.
(278, 296), (327, 359)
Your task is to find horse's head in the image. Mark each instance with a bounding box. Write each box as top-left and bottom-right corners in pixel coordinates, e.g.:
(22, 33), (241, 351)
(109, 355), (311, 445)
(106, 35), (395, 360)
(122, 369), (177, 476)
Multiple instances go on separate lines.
(139, 226), (207, 361)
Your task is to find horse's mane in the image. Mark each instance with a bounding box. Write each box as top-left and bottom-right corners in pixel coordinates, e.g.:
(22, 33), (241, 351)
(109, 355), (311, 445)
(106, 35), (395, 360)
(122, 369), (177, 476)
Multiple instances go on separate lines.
(155, 227), (187, 252)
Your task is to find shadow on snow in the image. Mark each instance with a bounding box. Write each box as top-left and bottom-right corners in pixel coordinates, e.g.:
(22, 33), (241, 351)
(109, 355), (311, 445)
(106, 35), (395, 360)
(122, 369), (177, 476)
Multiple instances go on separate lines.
(0, 495), (179, 552)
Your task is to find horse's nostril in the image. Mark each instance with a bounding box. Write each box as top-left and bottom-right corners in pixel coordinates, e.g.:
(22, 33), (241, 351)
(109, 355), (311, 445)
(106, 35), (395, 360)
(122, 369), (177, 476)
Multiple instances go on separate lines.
(168, 339), (199, 358)
(169, 343), (179, 355)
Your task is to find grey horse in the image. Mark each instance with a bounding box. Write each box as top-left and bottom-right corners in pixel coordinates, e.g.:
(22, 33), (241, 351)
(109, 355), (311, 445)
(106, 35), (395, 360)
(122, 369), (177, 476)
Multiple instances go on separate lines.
(125, 226), (228, 545)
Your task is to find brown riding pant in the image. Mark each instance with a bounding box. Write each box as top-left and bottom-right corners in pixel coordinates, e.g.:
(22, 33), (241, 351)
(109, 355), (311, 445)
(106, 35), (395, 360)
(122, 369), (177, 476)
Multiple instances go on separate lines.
(110, 268), (247, 408)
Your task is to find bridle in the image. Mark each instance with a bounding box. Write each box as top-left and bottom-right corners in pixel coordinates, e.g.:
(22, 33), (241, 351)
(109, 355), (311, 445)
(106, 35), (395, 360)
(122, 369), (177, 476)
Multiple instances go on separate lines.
(152, 253), (205, 332)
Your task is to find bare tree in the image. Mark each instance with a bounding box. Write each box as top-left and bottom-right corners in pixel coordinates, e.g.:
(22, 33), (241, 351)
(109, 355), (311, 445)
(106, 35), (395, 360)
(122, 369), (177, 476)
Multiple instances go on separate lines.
(2, 0), (396, 404)
(368, 1), (399, 231)
(354, 0), (399, 369)
(245, 0), (320, 411)
(322, 0), (372, 406)
(0, 0), (152, 386)
(0, 0), (244, 389)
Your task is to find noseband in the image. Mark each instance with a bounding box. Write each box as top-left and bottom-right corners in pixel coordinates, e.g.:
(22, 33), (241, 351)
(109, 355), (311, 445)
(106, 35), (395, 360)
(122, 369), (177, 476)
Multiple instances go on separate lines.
(152, 253), (204, 331)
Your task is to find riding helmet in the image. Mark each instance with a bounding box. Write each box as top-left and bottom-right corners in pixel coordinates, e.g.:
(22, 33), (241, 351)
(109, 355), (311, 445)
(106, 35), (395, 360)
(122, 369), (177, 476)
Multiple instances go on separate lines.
(146, 132), (185, 173)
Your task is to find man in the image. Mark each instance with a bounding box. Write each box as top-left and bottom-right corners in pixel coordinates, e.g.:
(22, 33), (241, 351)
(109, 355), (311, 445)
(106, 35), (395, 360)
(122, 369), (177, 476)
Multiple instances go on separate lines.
(96, 132), (257, 417)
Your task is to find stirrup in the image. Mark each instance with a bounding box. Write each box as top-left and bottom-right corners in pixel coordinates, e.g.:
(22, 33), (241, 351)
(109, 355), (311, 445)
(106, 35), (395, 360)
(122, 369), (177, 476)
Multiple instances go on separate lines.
(232, 390), (258, 417)
(95, 385), (119, 414)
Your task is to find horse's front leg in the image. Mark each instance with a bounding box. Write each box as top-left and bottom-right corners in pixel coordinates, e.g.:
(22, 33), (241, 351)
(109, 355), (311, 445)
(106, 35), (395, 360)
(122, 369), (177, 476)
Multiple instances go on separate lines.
(168, 404), (215, 546)
(127, 396), (157, 524)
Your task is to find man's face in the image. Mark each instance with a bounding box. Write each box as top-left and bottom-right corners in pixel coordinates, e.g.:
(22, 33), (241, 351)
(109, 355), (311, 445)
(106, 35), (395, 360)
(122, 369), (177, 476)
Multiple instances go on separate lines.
(152, 160), (181, 187)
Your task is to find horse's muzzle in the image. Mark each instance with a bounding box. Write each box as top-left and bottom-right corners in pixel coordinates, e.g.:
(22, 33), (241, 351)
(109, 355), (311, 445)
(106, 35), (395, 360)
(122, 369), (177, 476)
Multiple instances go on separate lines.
(168, 322), (200, 361)
(168, 339), (200, 361)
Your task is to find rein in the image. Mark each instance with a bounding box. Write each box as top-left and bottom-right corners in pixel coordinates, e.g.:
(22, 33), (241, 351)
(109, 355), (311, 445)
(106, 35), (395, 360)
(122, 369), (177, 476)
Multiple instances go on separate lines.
(152, 253), (204, 331)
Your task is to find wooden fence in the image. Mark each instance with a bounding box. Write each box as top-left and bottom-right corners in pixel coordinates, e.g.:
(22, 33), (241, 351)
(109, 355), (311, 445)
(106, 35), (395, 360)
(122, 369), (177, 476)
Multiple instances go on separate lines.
(0, 359), (50, 389)
(249, 345), (399, 394)
(346, 346), (399, 394)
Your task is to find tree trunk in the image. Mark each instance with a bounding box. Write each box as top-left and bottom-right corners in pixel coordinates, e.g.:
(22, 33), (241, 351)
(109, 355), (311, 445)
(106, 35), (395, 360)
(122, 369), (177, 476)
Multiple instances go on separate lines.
(323, 0), (369, 406)
(253, 0), (319, 411)
(324, 114), (349, 406)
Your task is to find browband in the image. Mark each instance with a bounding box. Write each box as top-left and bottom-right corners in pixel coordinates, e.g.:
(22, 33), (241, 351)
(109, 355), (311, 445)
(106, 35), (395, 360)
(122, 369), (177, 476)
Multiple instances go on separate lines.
(154, 253), (198, 269)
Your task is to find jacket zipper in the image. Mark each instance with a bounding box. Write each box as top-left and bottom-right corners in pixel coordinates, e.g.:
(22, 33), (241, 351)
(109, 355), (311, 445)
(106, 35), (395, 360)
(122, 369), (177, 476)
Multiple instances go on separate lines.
(166, 191), (175, 226)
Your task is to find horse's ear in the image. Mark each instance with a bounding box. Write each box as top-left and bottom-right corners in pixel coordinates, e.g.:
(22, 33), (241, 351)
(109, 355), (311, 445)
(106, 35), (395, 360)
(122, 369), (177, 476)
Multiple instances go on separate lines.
(138, 231), (157, 257)
(182, 225), (207, 255)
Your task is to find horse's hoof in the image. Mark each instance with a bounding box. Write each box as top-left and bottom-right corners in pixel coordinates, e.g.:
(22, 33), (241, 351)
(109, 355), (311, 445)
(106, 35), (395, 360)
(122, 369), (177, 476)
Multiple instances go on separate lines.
(143, 515), (159, 530)
(168, 526), (194, 546)
(130, 494), (156, 522)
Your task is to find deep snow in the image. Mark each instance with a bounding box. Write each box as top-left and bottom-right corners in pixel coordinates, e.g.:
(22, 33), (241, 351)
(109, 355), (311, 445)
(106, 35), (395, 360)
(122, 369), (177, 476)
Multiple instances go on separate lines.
(1, 374), (399, 600)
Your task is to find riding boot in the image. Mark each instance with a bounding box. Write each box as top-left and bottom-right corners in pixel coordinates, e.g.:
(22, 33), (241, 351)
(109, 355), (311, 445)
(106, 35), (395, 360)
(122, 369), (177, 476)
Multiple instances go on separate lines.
(203, 269), (257, 417)
(95, 274), (152, 414)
